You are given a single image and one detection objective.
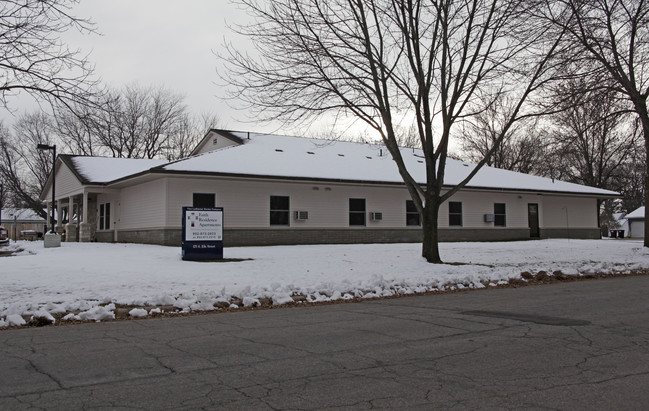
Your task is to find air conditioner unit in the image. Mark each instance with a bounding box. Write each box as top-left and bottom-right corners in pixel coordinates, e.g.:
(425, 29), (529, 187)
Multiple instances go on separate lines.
(369, 212), (383, 221)
(294, 211), (309, 221)
(484, 214), (495, 222)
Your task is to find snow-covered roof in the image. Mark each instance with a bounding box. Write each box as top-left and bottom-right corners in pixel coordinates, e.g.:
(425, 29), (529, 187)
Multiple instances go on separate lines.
(71, 157), (167, 183)
(625, 207), (645, 220)
(1, 208), (46, 222)
(162, 131), (618, 196)
(58, 130), (618, 197)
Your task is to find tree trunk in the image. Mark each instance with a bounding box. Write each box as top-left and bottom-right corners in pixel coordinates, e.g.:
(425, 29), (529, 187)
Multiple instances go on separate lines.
(421, 202), (443, 263)
(645, 170), (649, 248)
(636, 100), (649, 248)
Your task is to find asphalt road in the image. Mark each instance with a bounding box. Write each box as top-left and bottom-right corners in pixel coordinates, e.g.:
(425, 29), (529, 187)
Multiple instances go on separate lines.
(2, 275), (649, 410)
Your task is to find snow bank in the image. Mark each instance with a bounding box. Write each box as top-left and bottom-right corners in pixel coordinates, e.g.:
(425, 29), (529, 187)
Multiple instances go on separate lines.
(1, 239), (648, 327)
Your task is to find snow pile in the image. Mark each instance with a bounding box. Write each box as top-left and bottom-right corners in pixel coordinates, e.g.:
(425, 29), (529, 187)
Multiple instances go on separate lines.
(129, 308), (148, 318)
(1, 239), (648, 327)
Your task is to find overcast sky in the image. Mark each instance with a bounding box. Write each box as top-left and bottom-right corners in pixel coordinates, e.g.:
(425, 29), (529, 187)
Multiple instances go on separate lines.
(0, 0), (382, 141)
(2, 0), (272, 132)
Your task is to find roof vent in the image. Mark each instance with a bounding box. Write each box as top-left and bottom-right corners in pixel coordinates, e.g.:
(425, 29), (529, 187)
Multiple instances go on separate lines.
(366, 156), (372, 159)
(338, 154), (344, 157)
(307, 151), (315, 154)
(275, 149), (283, 152)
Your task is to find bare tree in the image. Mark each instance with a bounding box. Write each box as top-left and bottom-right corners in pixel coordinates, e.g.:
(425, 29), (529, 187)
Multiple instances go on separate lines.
(616, 143), (646, 213)
(51, 84), (216, 161)
(164, 112), (221, 160)
(53, 102), (103, 156)
(0, 0), (98, 112)
(92, 85), (186, 159)
(543, 0), (649, 246)
(459, 95), (549, 174)
(547, 78), (638, 191)
(223, 0), (565, 263)
(0, 114), (56, 215)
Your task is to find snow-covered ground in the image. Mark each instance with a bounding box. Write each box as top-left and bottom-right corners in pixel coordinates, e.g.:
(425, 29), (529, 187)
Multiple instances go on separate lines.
(2, 239), (648, 327)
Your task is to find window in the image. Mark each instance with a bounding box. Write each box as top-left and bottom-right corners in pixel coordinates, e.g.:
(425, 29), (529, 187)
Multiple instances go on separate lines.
(270, 196), (290, 226)
(494, 203), (506, 227)
(349, 198), (366, 226)
(406, 200), (420, 226)
(449, 201), (463, 226)
(193, 193), (215, 208)
(99, 203), (110, 230)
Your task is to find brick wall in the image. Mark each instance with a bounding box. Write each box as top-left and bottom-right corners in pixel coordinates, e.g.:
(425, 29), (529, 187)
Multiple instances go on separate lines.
(112, 226), (601, 246)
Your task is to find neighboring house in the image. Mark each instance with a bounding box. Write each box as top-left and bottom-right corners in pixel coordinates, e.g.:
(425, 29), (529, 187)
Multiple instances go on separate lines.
(39, 129), (618, 246)
(0, 208), (47, 241)
(625, 207), (645, 239)
(610, 212), (630, 237)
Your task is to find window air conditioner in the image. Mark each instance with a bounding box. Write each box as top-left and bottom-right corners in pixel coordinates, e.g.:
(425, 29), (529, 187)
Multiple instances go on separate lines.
(294, 211), (309, 221)
(484, 214), (495, 222)
(370, 212), (383, 221)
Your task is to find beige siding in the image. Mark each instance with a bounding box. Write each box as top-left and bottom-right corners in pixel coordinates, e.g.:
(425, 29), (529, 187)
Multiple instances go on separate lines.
(541, 195), (597, 228)
(45, 163), (83, 200)
(164, 177), (417, 229)
(116, 179), (167, 230)
(161, 176), (583, 230)
(440, 191), (543, 228)
(193, 131), (242, 155)
(72, 171), (598, 233)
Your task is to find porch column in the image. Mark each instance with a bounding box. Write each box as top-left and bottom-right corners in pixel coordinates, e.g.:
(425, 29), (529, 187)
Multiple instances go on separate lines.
(65, 196), (78, 242)
(46, 201), (52, 233)
(56, 201), (64, 235)
(79, 191), (91, 242)
(79, 190), (91, 243)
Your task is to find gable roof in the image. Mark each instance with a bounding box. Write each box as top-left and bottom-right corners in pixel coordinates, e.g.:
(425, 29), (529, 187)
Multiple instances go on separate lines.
(159, 130), (618, 197)
(1, 208), (46, 222)
(40, 155), (169, 199)
(190, 129), (246, 156)
(48, 130), (619, 197)
(625, 207), (645, 220)
(70, 156), (167, 183)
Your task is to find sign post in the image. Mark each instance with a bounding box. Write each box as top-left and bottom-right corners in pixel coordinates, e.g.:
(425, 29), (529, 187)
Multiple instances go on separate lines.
(182, 207), (224, 261)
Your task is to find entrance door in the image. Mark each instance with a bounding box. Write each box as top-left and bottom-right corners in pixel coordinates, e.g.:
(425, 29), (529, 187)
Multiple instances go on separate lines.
(528, 203), (540, 238)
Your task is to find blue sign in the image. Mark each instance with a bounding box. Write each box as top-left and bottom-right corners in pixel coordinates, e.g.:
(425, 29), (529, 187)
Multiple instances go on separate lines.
(182, 207), (223, 261)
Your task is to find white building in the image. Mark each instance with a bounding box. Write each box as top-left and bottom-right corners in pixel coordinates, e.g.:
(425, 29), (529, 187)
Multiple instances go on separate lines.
(39, 129), (618, 246)
(625, 207), (645, 239)
(0, 208), (46, 241)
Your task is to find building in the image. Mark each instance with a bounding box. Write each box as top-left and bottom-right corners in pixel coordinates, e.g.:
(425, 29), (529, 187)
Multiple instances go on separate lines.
(39, 129), (618, 246)
(0, 208), (46, 241)
(608, 212), (630, 238)
(624, 207), (645, 238)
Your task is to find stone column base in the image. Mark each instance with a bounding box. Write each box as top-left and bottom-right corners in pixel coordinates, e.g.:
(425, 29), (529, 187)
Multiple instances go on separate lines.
(44, 232), (61, 248)
(79, 223), (92, 242)
(65, 223), (78, 242)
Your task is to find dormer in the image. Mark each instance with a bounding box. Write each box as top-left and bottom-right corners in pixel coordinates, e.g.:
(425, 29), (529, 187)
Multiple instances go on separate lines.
(190, 129), (246, 156)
